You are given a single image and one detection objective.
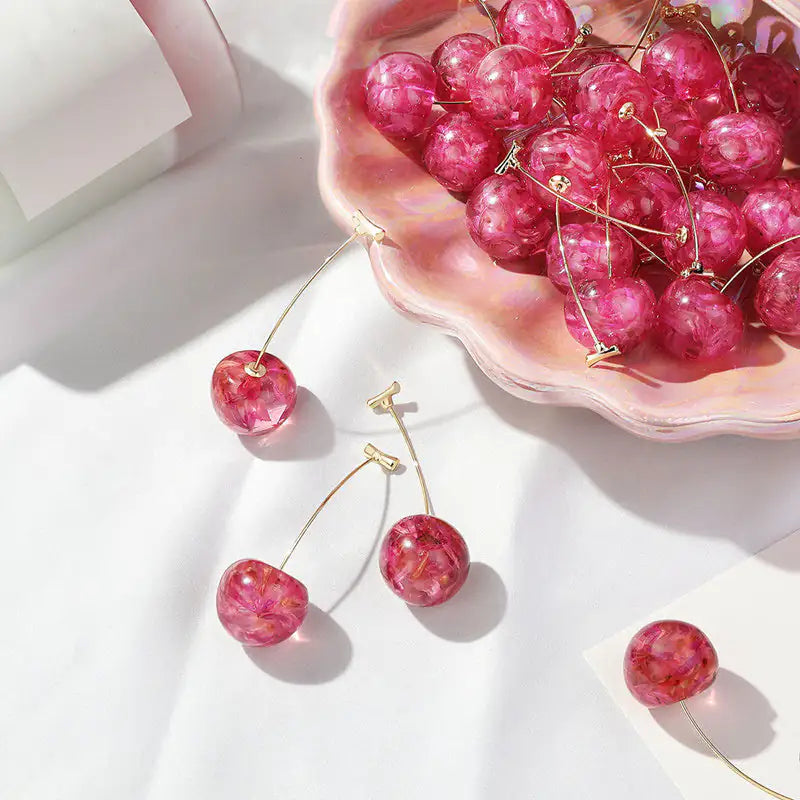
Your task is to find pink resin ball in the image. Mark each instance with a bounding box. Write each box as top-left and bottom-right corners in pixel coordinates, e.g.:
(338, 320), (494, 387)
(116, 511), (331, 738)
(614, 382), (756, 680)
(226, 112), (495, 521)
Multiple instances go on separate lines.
(564, 276), (656, 353)
(652, 96), (702, 168)
(612, 166), (681, 228)
(732, 53), (800, 130)
(699, 112), (784, 189)
(423, 112), (503, 193)
(740, 178), (800, 257)
(520, 126), (609, 210)
(655, 277), (744, 360)
(545, 222), (634, 293)
(641, 29), (726, 101)
(211, 350), (297, 437)
(466, 173), (553, 261)
(497, 0), (577, 54)
(550, 48), (626, 106)
(693, 85), (735, 125)
(468, 45), (554, 130)
(431, 33), (494, 103)
(624, 620), (718, 708)
(363, 52), (437, 138)
(755, 251), (800, 335)
(662, 191), (747, 278)
(379, 515), (470, 607)
(216, 559), (309, 646)
(570, 63), (655, 154)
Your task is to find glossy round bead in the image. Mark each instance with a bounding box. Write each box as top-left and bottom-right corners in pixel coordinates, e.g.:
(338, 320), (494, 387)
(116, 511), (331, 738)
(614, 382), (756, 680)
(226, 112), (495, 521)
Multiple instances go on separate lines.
(520, 126), (609, 210)
(700, 112), (784, 189)
(380, 515), (470, 607)
(549, 48), (626, 106)
(655, 277), (744, 360)
(466, 173), (553, 261)
(570, 63), (655, 154)
(497, 0), (577, 54)
(624, 620), (718, 708)
(545, 222), (634, 293)
(431, 33), (494, 103)
(423, 112), (503, 193)
(641, 29), (727, 101)
(216, 559), (309, 647)
(740, 178), (800, 257)
(363, 52), (436, 138)
(564, 276), (656, 353)
(662, 191), (747, 278)
(692, 85), (735, 125)
(611, 166), (681, 228)
(652, 96), (702, 168)
(732, 53), (800, 130)
(468, 45), (554, 130)
(211, 350), (297, 437)
(755, 251), (800, 334)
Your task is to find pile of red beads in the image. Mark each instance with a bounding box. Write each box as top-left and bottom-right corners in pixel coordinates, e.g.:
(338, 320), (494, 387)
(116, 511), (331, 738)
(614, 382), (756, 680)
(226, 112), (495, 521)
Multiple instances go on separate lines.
(362, 0), (800, 366)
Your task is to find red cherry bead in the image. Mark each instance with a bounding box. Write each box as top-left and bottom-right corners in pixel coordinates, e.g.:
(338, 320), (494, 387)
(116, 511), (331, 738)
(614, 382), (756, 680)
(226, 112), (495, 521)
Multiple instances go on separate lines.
(624, 620), (719, 707)
(423, 112), (503, 193)
(466, 173), (553, 261)
(740, 178), (800, 258)
(612, 166), (681, 229)
(468, 45), (554, 130)
(363, 52), (437, 138)
(549, 48), (626, 106)
(732, 53), (800, 130)
(379, 515), (470, 607)
(651, 96), (702, 168)
(755, 251), (800, 335)
(497, 0), (577, 54)
(431, 33), (494, 103)
(692, 84), (735, 125)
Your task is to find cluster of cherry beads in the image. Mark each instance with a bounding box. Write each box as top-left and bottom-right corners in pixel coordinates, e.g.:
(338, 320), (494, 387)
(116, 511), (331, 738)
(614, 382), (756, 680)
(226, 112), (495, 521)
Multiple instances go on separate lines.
(363, 0), (800, 364)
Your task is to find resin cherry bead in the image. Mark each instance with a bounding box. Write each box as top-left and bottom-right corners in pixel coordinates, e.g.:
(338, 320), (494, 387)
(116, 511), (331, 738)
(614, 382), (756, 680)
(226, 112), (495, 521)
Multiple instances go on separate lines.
(216, 559), (309, 646)
(468, 45), (554, 130)
(732, 53), (800, 130)
(363, 52), (436, 138)
(624, 620), (718, 707)
(662, 191), (747, 277)
(466, 173), (553, 261)
(740, 178), (800, 257)
(692, 84), (734, 125)
(549, 48), (626, 106)
(497, 0), (577, 54)
(545, 222), (634, 293)
(380, 515), (470, 607)
(520, 126), (609, 209)
(651, 97), (702, 168)
(423, 112), (503, 193)
(641, 29), (726, 101)
(655, 277), (744, 360)
(570, 63), (655, 154)
(564, 277), (656, 353)
(211, 350), (297, 436)
(431, 33), (494, 103)
(700, 112), (784, 189)
(755, 251), (800, 335)
(612, 166), (681, 228)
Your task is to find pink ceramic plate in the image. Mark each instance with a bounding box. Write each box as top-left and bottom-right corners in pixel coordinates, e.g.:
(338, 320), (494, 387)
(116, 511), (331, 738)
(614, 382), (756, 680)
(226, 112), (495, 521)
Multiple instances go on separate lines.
(317, 0), (800, 441)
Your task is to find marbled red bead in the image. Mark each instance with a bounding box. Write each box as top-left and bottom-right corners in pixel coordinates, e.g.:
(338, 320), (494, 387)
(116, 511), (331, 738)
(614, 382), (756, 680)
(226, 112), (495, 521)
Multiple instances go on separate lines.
(431, 33), (494, 103)
(755, 251), (800, 334)
(740, 178), (800, 258)
(550, 48), (626, 106)
(732, 52), (800, 130)
(497, 0), (577, 54)
(652, 96), (702, 167)
(612, 166), (681, 228)
(692, 84), (735, 125)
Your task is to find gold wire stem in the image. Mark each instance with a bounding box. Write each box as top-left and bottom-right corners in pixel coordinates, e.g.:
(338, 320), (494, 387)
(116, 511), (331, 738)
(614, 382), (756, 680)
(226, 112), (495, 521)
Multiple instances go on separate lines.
(680, 701), (796, 800)
(627, 0), (662, 63)
(604, 183), (613, 278)
(720, 234), (800, 293)
(435, 99), (472, 105)
(367, 381), (432, 515)
(616, 225), (674, 271)
(475, 0), (501, 45)
(541, 43), (648, 57)
(693, 19), (740, 113)
(278, 444), (400, 571)
(549, 24), (593, 71)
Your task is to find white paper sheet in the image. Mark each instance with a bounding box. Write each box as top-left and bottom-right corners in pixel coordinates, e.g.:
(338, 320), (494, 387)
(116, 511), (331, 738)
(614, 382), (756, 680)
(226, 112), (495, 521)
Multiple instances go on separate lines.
(0, 1), (191, 218)
(586, 532), (800, 800)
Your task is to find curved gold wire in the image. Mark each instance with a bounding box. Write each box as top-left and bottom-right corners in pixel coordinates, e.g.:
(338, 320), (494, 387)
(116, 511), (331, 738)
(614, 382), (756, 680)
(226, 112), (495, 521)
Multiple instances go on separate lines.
(604, 183), (613, 278)
(720, 234), (800, 293)
(627, 0), (662, 64)
(693, 19), (740, 113)
(475, 0), (501, 45)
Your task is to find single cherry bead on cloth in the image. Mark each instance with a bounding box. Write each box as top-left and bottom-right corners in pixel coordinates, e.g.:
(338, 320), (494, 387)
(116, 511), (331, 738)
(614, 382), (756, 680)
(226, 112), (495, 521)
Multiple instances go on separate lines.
(740, 178), (800, 257)
(497, 0), (577, 54)
(732, 53), (800, 130)
(564, 277), (656, 353)
(549, 48), (626, 106)
(755, 251), (800, 335)
(363, 52), (437, 138)
(216, 559), (309, 646)
(651, 96), (702, 168)
(662, 190), (747, 277)
(545, 222), (634, 293)
(641, 29), (727, 101)
(624, 620), (719, 708)
(520, 126), (609, 209)
(569, 62), (655, 154)
(700, 112), (784, 189)
(655, 277), (744, 361)
(466, 173), (553, 261)
(211, 350), (297, 436)
(431, 33), (494, 103)
(423, 112), (503, 193)
(380, 515), (470, 607)
(468, 45), (554, 130)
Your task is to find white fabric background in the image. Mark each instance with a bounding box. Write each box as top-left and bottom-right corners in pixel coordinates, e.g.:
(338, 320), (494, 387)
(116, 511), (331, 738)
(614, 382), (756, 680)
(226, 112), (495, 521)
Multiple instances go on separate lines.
(2, 1), (799, 798)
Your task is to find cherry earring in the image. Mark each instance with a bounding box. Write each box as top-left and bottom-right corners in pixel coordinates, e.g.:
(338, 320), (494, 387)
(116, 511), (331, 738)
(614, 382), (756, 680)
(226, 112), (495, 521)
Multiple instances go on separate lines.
(367, 382), (470, 607)
(624, 620), (795, 799)
(210, 210), (385, 437)
(216, 442), (400, 646)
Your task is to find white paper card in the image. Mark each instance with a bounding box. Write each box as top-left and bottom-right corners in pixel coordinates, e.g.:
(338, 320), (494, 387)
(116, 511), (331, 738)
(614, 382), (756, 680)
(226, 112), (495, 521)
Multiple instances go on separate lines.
(0, 1), (191, 219)
(586, 532), (800, 800)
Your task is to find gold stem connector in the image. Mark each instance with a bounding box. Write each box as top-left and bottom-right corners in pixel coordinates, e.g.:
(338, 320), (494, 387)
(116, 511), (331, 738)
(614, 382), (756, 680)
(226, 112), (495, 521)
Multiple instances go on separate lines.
(364, 442), (400, 472)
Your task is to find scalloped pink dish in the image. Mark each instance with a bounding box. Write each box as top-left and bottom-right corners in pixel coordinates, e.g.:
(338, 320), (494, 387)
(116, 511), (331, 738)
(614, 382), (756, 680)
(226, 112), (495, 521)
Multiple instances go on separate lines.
(317, 0), (800, 441)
